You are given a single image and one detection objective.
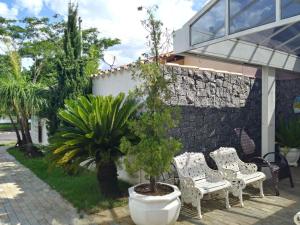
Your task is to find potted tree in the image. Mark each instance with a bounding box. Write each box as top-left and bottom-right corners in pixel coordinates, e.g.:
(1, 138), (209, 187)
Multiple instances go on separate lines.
(276, 117), (300, 166)
(120, 6), (182, 225)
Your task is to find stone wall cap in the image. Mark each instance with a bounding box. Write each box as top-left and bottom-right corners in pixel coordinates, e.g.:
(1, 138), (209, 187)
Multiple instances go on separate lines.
(165, 63), (243, 76)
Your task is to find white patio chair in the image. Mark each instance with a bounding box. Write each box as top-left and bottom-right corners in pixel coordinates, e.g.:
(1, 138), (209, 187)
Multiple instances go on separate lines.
(210, 147), (266, 207)
(174, 152), (231, 219)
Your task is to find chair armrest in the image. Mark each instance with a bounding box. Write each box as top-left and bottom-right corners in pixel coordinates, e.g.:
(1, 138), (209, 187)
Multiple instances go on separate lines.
(248, 156), (272, 167)
(222, 168), (238, 180)
(206, 168), (224, 182)
(179, 176), (196, 188)
(239, 163), (258, 174)
(263, 151), (289, 165)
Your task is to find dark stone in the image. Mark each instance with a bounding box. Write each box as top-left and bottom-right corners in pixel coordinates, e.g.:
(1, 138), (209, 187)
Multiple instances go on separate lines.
(163, 65), (300, 154)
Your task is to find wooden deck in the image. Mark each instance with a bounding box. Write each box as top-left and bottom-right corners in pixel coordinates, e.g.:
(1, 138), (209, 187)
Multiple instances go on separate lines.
(92, 167), (300, 225)
(178, 167), (300, 225)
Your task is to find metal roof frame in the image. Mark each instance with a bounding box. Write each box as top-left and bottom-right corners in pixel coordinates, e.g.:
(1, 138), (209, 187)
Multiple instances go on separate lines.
(174, 0), (300, 72)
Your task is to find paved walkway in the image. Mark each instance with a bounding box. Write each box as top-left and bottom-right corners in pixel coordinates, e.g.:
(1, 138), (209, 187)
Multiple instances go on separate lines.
(0, 132), (17, 144)
(0, 147), (93, 225)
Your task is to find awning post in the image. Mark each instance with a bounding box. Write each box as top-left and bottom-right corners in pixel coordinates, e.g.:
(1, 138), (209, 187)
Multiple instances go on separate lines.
(261, 66), (276, 159)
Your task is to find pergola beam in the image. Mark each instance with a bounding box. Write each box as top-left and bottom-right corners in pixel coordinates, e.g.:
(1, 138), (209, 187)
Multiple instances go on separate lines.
(259, 23), (294, 45)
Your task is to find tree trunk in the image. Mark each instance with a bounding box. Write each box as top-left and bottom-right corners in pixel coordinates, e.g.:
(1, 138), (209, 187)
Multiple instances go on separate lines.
(19, 113), (42, 157)
(19, 115), (31, 144)
(150, 176), (157, 193)
(97, 160), (120, 197)
(17, 116), (27, 148)
(8, 114), (22, 146)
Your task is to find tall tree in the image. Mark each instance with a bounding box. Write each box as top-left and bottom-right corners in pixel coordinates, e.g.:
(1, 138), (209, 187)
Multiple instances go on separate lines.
(47, 3), (120, 134)
(120, 6), (181, 193)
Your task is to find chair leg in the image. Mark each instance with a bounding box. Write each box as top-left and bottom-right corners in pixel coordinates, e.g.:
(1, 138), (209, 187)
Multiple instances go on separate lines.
(270, 167), (280, 196)
(289, 173), (294, 188)
(197, 199), (202, 219)
(224, 190), (231, 209)
(259, 180), (264, 198)
(239, 191), (244, 207)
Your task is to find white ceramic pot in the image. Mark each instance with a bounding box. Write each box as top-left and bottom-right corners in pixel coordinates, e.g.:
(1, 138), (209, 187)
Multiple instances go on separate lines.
(285, 148), (300, 167)
(128, 183), (181, 225)
(294, 211), (300, 225)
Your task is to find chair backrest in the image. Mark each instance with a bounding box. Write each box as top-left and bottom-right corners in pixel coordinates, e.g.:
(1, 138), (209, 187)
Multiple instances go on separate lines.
(173, 152), (208, 181)
(210, 147), (240, 172)
(234, 128), (256, 155)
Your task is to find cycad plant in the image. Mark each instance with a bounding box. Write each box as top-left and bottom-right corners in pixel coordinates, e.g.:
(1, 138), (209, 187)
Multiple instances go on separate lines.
(49, 93), (140, 197)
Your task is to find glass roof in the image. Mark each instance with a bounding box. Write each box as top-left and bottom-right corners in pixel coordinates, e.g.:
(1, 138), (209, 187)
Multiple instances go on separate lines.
(229, 0), (276, 34)
(239, 22), (300, 56)
(190, 0), (300, 57)
(191, 0), (225, 45)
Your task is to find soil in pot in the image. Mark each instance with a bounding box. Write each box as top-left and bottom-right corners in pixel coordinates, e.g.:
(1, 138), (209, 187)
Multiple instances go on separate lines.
(134, 183), (173, 196)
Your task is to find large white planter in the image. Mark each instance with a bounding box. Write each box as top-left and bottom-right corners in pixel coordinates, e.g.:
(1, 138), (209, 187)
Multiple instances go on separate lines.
(281, 148), (300, 167)
(294, 211), (300, 225)
(128, 183), (181, 225)
(280, 147), (300, 167)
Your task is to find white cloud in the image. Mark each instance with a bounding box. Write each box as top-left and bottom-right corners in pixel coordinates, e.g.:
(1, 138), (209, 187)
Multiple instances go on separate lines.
(11, 0), (202, 68)
(79, 0), (197, 68)
(14, 0), (43, 16)
(0, 2), (18, 19)
(21, 57), (33, 70)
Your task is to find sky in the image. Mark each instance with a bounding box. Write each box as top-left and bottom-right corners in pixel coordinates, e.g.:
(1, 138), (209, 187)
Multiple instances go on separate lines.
(0, 0), (208, 68)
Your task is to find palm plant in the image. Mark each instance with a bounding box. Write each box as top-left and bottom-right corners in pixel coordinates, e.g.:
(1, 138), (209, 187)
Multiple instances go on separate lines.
(0, 41), (47, 154)
(49, 93), (140, 197)
(276, 117), (300, 148)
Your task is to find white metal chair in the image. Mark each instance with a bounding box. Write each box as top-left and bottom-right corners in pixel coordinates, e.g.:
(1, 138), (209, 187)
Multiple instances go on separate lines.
(210, 147), (266, 207)
(174, 152), (231, 219)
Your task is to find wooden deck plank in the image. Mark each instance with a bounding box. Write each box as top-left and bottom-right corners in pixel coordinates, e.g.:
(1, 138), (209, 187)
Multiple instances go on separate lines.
(177, 167), (300, 225)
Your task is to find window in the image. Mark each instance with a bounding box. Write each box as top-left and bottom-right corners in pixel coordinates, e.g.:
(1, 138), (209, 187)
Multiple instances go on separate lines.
(281, 0), (300, 19)
(190, 0), (226, 45)
(229, 0), (276, 33)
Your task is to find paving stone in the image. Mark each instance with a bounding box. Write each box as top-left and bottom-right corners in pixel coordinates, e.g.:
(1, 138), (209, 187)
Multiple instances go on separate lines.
(0, 147), (94, 225)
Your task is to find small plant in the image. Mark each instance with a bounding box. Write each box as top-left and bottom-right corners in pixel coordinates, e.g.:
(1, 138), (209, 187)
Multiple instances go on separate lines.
(49, 93), (140, 197)
(120, 6), (181, 194)
(276, 117), (300, 148)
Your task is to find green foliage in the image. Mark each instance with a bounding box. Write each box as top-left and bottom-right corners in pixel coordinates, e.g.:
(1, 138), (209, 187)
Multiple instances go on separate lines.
(121, 106), (181, 177)
(0, 43), (47, 148)
(121, 6), (181, 192)
(141, 5), (163, 62)
(120, 63), (181, 188)
(276, 117), (300, 148)
(0, 6), (120, 135)
(49, 93), (140, 172)
(8, 147), (129, 212)
(0, 123), (21, 132)
(0, 78), (47, 115)
(47, 3), (120, 135)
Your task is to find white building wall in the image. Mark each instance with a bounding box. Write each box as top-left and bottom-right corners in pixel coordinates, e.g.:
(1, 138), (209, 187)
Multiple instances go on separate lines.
(92, 69), (146, 184)
(31, 116), (39, 144)
(92, 70), (139, 96)
(31, 116), (49, 145)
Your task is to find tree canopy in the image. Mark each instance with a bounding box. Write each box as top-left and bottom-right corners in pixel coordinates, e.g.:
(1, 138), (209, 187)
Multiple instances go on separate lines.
(0, 2), (120, 153)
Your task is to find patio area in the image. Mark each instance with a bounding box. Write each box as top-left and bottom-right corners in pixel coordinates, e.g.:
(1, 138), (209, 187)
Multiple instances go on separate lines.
(91, 168), (299, 225)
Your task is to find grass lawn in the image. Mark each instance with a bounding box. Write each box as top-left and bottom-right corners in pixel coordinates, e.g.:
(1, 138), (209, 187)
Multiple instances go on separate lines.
(7, 147), (129, 213)
(0, 123), (24, 132)
(0, 142), (16, 146)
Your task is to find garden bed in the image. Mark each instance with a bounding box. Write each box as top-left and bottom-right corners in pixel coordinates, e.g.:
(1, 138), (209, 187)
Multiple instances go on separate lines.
(7, 147), (130, 213)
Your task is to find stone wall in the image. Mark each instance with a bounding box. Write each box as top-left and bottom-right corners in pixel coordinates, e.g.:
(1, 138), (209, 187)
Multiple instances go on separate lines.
(164, 65), (300, 155)
(276, 79), (300, 120)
